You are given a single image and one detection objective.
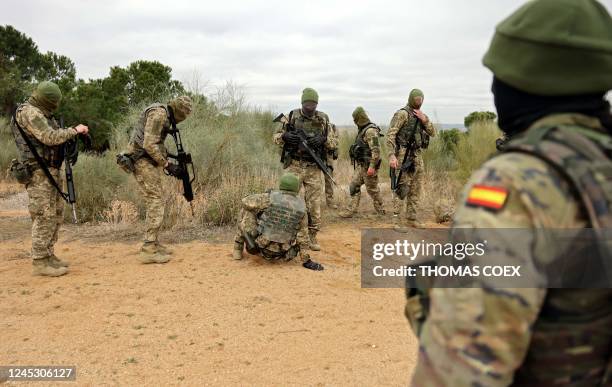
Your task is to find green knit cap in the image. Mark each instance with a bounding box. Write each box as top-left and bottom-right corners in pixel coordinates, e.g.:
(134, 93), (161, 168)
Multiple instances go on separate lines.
(301, 88), (319, 103)
(483, 0), (612, 95)
(408, 89), (424, 109)
(279, 173), (300, 193)
(352, 106), (370, 127)
(32, 81), (62, 113)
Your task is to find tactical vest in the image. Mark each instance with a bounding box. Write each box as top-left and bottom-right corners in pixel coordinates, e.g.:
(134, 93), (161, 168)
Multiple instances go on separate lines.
(287, 109), (328, 160)
(349, 123), (380, 166)
(395, 108), (424, 150)
(11, 103), (64, 169)
(129, 103), (171, 161)
(257, 190), (306, 244)
(502, 122), (612, 386)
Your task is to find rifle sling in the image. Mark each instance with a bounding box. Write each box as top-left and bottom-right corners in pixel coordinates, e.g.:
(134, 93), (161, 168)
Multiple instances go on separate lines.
(12, 110), (69, 203)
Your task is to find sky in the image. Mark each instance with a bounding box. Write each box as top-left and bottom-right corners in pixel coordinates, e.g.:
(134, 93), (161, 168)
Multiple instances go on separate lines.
(4, 0), (612, 125)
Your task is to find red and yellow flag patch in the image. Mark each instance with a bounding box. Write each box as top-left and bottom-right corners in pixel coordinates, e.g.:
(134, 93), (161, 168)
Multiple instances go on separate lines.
(466, 185), (508, 211)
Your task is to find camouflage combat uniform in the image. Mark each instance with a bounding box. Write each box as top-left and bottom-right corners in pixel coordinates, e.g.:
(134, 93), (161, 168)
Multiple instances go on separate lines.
(11, 89), (78, 276)
(273, 110), (338, 235)
(342, 107), (385, 217)
(408, 0), (612, 385)
(233, 190), (311, 263)
(386, 100), (435, 225)
(125, 96), (192, 262)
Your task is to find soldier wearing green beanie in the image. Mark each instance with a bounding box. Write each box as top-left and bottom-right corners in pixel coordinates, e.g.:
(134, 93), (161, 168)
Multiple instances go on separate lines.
(232, 173), (324, 271)
(121, 95), (193, 264)
(273, 88), (339, 251)
(386, 89), (436, 230)
(340, 106), (385, 218)
(407, 0), (612, 385)
(10, 81), (89, 277)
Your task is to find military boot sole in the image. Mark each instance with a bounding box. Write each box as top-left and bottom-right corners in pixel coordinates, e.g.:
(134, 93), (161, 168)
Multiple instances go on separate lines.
(139, 253), (171, 264)
(32, 265), (68, 277)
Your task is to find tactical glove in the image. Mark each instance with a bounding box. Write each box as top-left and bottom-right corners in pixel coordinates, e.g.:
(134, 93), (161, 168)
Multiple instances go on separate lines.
(282, 131), (301, 146)
(165, 163), (184, 178)
(303, 258), (324, 271)
(306, 134), (326, 148)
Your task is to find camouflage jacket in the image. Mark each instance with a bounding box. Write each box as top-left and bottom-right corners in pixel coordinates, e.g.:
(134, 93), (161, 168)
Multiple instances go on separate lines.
(12, 102), (77, 169)
(128, 103), (171, 166)
(273, 109), (339, 154)
(386, 107), (435, 158)
(242, 191), (310, 261)
(410, 114), (612, 386)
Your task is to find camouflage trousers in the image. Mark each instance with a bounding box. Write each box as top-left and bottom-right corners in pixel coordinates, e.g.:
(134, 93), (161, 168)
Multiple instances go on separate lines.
(347, 165), (384, 213)
(26, 168), (64, 260)
(234, 209), (302, 262)
(133, 159), (164, 243)
(324, 159), (337, 202)
(393, 154), (424, 221)
(286, 160), (322, 232)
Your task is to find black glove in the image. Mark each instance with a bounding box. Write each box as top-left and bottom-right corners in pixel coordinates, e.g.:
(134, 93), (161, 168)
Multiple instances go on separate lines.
(282, 131), (300, 146)
(165, 163), (184, 178)
(307, 134), (325, 148)
(65, 140), (79, 165)
(495, 137), (507, 151)
(303, 259), (324, 271)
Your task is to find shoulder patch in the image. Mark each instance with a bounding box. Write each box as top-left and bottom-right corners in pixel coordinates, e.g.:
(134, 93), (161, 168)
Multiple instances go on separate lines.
(466, 185), (508, 211)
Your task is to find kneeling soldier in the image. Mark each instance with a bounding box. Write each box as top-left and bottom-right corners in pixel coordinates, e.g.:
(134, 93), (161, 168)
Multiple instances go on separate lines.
(232, 173), (324, 271)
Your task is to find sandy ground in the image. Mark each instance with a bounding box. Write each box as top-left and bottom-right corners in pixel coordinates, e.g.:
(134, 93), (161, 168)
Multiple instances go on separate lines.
(0, 189), (421, 386)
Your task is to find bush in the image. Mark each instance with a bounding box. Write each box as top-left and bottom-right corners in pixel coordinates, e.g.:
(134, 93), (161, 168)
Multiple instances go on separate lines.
(0, 117), (17, 179)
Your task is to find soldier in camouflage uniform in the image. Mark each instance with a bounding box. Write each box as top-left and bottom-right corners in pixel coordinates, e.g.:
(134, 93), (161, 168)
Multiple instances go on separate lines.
(10, 81), (89, 277)
(386, 89), (436, 230)
(407, 0), (612, 385)
(324, 123), (339, 209)
(340, 107), (385, 218)
(124, 95), (193, 264)
(273, 88), (338, 251)
(232, 173), (324, 271)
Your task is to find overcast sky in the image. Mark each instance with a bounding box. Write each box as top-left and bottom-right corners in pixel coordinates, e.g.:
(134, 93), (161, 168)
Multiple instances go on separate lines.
(4, 0), (612, 124)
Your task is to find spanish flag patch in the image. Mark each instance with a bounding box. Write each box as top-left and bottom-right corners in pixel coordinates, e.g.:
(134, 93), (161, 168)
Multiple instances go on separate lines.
(466, 185), (508, 211)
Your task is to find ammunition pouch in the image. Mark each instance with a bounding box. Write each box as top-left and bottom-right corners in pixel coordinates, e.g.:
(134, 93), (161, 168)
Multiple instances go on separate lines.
(116, 153), (136, 174)
(9, 159), (33, 185)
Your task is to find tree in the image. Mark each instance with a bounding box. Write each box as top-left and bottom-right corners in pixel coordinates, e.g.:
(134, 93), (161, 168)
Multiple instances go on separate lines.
(464, 111), (497, 129)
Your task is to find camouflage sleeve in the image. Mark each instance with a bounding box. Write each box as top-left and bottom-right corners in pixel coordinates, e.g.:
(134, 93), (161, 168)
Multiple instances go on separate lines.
(17, 106), (77, 146)
(143, 107), (169, 166)
(241, 193), (271, 213)
(422, 114), (436, 137)
(411, 152), (584, 386)
(364, 127), (381, 168)
(386, 110), (408, 157)
(320, 113), (337, 150)
(296, 215), (310, 261)
(273, 115), (288, 146)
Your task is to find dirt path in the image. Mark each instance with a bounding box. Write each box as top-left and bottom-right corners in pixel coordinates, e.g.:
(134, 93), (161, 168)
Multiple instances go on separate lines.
(0, 192), (419, 386)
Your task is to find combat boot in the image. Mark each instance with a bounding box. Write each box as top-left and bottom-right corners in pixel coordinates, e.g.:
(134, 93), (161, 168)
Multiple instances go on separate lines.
(49, 254), (69, 268)
(32, 258), (68, 277)
(392, 214), (409, 233)
(308, 230), (321, 251)
(232, 242), (244, 260)
(155, 242), (174, 255)
(406, 219), (424, 229)
(139, 242), (171, 264)
(339, 208), (355, 218)
(373, 201), (386, 216)
(340, 195), (360, 218)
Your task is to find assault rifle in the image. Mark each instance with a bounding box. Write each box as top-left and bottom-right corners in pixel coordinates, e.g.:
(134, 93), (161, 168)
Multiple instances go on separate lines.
(390, 117), (420, 194)
(273, 113), (337, 186)
(167, 107), (195, 203)
(60, 117), (78, 223)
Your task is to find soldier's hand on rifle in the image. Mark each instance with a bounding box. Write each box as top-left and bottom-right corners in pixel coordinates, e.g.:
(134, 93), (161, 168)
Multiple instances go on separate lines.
(367, 167), (376, 176)
(413, 109), (427, 123)
(75, 124), (89, 135)
(281, 131), (300, 146)
(306, 134), (325, 148)
(165, 162), (184, 178)
(389, 154), (398, 169)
